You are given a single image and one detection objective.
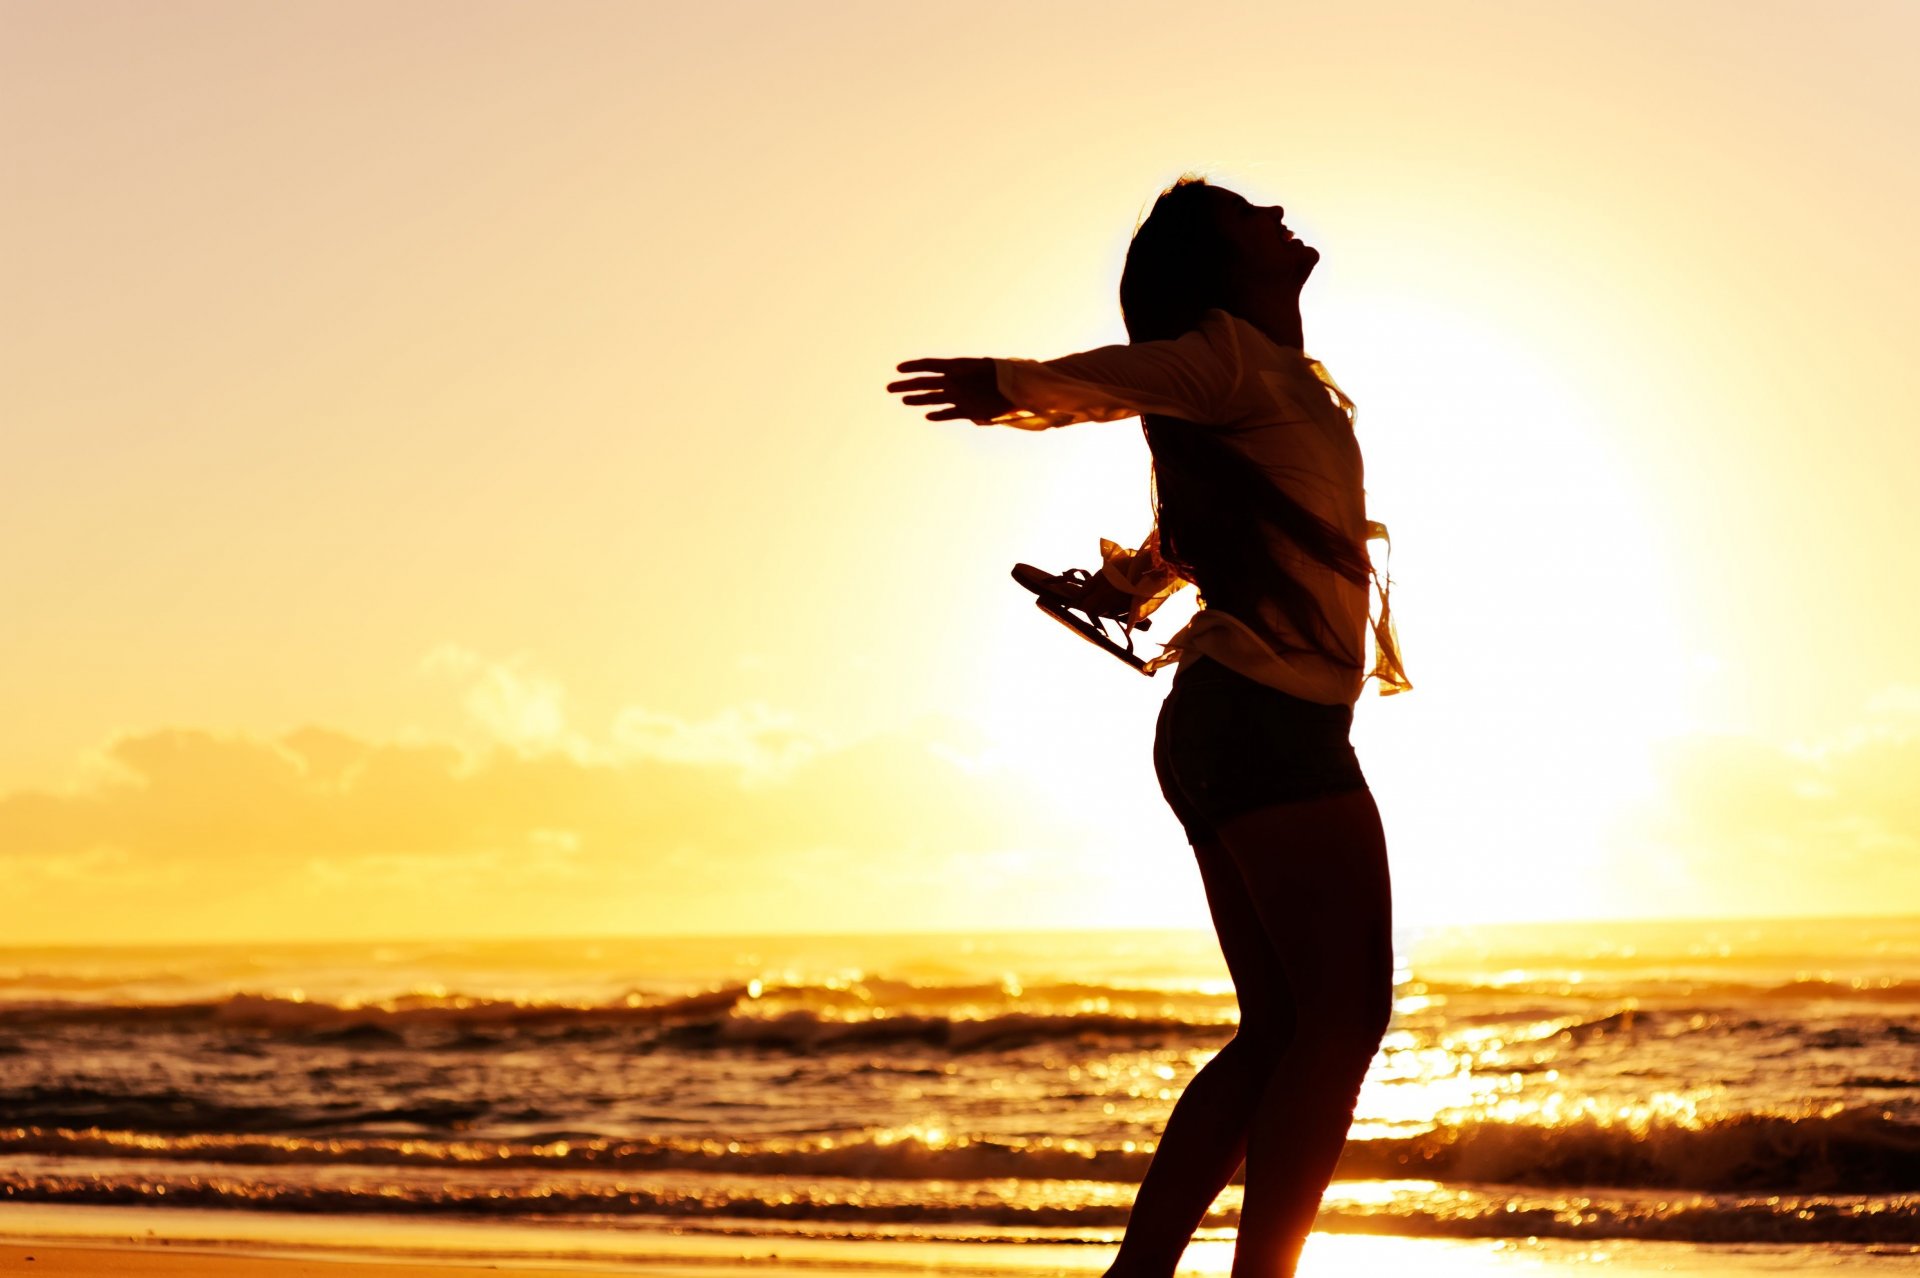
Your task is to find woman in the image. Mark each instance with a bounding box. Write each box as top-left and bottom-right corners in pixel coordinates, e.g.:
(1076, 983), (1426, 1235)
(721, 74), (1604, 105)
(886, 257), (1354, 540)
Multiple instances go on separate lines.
(886, 175), (1407, 1278)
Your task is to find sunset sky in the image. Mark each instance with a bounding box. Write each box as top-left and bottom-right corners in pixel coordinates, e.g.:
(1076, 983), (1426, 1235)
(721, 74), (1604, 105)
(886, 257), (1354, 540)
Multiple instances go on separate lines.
(4, 1), (1916, 943)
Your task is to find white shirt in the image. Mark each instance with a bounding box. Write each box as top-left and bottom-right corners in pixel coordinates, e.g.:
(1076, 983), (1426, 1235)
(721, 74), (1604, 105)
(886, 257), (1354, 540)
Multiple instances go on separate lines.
(981, 307), (1399, 706)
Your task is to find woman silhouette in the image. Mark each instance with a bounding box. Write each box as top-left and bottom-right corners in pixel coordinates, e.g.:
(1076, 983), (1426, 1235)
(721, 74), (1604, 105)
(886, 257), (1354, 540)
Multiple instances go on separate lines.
(887, 175), (1409, 1278)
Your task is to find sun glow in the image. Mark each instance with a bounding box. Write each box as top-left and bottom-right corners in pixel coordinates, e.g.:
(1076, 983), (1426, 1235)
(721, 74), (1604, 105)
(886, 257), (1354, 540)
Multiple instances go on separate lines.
(4, 4), (1917, 941)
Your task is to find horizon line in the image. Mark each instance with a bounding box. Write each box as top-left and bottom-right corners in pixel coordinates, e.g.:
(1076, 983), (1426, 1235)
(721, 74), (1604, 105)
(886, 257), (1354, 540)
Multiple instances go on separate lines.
(5, 909), (1918, 952)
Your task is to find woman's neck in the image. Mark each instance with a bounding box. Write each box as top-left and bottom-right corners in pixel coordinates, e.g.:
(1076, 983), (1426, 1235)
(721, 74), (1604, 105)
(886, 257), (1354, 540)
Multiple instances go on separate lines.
(1229, 293), (1306, 351)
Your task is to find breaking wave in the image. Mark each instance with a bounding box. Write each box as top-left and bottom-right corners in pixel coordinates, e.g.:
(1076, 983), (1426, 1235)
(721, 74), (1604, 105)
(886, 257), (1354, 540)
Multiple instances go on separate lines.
(1, 1170), (1915, 1244)
(4, 1105), (1917, 1194)
(0, 986), (1235, 1052)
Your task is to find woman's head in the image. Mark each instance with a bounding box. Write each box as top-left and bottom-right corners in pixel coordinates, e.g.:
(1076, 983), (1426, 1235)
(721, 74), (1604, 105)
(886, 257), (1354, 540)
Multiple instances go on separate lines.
(1123, 175), (1377, 679)
(1119, 175), (1318, 343)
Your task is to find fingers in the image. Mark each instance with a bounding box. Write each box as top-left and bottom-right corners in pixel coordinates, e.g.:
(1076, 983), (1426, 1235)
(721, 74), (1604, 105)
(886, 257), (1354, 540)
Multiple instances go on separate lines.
(888, 357), (988, 422)
(885, 375), (959, 415)
(895, 392), (970, 418)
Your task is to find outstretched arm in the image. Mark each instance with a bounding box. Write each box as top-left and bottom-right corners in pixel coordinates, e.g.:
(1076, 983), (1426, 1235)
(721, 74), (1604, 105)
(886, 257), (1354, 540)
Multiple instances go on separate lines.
(886, 309), (1247, 430)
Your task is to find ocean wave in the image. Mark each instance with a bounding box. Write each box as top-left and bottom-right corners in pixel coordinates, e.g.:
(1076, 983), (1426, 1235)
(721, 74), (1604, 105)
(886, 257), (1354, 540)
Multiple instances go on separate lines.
(0, 977), (1232, 1017)
(0, 987), (758, 1031)
(4, 969), (1911, 1047)
(1342, 1106), (1920, 1194)
(1414, 976), (1920, 1006)
(6, 1106), (1918, 1194)
(0, 1124), (1152, 1181)
(0, 989), (1234, 1052)
(1, 1169), (1915, 1243)
(1319, 1191), (1920, 1244)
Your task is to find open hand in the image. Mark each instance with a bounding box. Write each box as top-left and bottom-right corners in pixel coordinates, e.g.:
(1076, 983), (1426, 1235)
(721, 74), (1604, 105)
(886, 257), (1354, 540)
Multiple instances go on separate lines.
(887, 357), (1013, 423)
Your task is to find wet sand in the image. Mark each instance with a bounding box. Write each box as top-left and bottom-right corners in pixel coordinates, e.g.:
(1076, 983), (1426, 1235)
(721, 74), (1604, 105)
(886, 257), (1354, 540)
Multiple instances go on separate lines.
(4, 1225), (1916, 1278)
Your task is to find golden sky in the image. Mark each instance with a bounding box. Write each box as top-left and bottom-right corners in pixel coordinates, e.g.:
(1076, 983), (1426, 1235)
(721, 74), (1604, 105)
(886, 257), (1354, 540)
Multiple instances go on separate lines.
(4, 1), (1917, 942)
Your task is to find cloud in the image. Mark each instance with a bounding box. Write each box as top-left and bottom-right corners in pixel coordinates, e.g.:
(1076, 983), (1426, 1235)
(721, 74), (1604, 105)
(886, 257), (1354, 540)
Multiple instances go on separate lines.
(420, 644), (823, 779)
(609, 704), (820, 778)
(1613, 686), (1920, 915)
(419, 645), (583, 756)
(0, 651), (1079, 940)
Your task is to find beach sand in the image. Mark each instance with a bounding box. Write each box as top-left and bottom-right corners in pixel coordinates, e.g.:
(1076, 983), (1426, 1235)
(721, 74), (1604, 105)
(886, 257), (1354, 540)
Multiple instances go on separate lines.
(6, 1238), (1916, 1277)
(3, 1206), (1916, 1278)
(1, 1249), (600, 1277)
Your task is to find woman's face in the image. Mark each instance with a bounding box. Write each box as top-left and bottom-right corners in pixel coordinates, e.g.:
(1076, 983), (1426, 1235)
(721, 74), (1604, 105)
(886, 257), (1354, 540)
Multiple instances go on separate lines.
(1212, 187), (1319, 286)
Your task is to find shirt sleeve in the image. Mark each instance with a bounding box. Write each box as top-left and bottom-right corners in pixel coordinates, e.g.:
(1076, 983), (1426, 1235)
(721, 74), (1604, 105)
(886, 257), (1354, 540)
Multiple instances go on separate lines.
(978, 308), (1247, 430)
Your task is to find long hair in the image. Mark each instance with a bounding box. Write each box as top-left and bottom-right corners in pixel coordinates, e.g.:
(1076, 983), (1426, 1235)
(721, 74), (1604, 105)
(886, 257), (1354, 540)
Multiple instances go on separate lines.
(1120, 174), (1409, 691)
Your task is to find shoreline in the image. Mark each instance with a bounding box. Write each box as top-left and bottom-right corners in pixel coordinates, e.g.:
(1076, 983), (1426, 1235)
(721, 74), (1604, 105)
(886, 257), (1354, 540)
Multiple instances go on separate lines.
(1, 1205), (1916, 1278)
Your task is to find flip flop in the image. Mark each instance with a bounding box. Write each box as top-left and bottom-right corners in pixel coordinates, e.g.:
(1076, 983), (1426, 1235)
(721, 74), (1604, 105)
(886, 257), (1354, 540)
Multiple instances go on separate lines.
(1011, 564), (1156, 675)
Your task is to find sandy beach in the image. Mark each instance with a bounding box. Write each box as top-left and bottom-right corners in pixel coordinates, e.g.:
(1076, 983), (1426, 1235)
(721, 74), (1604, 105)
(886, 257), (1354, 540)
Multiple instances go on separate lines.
(0, 1248), (610, 1278)
(9, 1238), (1920, 1278)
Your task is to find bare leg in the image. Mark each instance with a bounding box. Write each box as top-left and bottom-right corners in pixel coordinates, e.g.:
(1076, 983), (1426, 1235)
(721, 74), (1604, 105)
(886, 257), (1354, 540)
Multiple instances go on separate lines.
(1214, 788), (1396, 1278)
(1105, 840), (1297, 1278)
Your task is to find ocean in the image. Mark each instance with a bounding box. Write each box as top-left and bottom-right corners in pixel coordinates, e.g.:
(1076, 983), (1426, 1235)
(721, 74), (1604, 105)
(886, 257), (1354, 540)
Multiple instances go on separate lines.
(1, 917), (1916, 1269)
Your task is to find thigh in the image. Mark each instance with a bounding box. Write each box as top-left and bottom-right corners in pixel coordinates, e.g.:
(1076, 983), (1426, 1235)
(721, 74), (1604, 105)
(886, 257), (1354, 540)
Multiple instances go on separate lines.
(1192, 839), (1298, 1054)
(1214, 789), (1395, 1039)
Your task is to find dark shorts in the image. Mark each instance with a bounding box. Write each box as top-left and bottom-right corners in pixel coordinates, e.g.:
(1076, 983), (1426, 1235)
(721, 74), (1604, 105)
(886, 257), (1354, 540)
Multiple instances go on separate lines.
(1152, 655), (1369, 845)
